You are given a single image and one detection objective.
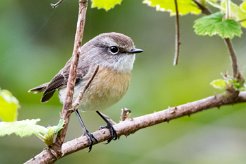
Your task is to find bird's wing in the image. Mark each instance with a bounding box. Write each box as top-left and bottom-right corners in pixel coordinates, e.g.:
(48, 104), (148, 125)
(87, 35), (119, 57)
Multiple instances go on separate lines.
(41, 60), (89, 102)
(41, 73), (66, 102)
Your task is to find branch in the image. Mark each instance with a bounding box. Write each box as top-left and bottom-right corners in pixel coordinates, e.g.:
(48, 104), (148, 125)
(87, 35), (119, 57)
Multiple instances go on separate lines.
(45, 0), (88, 159)
(26, 91), (246, 163)
(224, 39), (243, 81)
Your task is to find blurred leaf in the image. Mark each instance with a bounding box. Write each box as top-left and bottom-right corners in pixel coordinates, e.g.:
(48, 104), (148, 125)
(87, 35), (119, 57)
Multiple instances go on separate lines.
(0, 89), (20, 122)
(193, 12), (242, 39)
(241, 1), (246, 12)
(210, 79), (227, 90)
(230, 79), (245, 91)
(211, 75), (245, 91)
(91, 0), (122, 11)
(220, 0), (246, 28)
(0, 119), (46, 137)
(143, 0), (201, 15)
(0, 119), (64, 146)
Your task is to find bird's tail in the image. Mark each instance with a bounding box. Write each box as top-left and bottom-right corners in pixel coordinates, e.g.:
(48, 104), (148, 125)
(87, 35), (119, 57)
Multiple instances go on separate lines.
(28, 83), (48, 93)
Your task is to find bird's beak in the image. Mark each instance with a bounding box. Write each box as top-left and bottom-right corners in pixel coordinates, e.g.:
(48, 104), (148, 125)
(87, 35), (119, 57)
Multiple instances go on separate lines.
(129, 48), (143, 54)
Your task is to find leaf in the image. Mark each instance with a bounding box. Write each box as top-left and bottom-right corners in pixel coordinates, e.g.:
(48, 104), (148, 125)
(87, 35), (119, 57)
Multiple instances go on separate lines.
(230, 79), (245, 90)
(0, 119), (64, 146)
(210, 79), (227, 90)
(193, 12), (242, 39)
(220, 0), (246, 28)
(91, 0), (122, 11)
(0, 119), (46, 137)
(241, 1), (246, 13)
(210, 75), (245, 91)
(0, 89), (20, 122)
(40, 119), (65, 145)
(143, 0), (201, 16)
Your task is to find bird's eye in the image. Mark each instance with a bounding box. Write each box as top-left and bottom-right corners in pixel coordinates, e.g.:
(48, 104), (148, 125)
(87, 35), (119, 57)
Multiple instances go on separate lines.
(109, 46), (119, 54)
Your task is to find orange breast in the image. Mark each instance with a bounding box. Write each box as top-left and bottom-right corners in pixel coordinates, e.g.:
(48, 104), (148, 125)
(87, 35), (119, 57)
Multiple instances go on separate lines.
(79, 67), (131, 111)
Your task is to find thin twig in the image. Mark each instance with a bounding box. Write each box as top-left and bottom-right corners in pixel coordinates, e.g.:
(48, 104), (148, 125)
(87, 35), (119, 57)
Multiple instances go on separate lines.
(25, 91), (246, 163)
(193, 0), (211, 15)
(224, 38), (241, 79)
(173, 0), (181, 66)
(49, 0), (88, 158)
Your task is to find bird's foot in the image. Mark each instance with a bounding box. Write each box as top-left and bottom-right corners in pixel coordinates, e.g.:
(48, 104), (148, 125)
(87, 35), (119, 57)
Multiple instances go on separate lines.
(84, 129), (98, 152)
(99, 122), (118, 143)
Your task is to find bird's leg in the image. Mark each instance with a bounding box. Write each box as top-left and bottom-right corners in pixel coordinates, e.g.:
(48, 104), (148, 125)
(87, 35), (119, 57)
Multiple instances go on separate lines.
(75, 110), (97, 152)
(96, 111), (118, 143)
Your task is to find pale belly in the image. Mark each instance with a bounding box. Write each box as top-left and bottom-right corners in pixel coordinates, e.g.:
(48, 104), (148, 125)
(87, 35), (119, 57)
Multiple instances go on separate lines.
(59, 67), (131, 111)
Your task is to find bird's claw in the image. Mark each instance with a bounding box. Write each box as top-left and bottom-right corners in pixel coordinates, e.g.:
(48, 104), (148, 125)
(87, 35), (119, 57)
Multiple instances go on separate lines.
(100, 124), (118, 143)
(84, 130), (98, 152)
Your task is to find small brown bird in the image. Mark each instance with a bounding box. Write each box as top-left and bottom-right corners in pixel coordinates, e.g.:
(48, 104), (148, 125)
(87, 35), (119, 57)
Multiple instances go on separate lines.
(29, 32), (143, 150)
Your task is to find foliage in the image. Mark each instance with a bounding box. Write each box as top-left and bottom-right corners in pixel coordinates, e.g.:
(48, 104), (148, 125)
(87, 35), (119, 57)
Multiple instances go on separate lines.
(143, 0), (201, 15)
(91, 0), (246, 39)
(91, 0), (122, 11)
(212, 0), (246, 28)
(211, 75), (245, 91)
(0, 89), (64, 145)
(0, 118), (64, 145)
(193, 12), (242, 39)
(0, 89), (20, 122)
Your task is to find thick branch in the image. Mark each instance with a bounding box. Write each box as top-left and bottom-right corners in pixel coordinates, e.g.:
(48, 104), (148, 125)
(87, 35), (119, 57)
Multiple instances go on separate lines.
(26, 91), (246, 163)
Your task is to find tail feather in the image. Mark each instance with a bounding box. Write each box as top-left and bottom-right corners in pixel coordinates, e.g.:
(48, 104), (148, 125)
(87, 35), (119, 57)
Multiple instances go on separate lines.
(41, 90), (56, 102)
(28, 83), (48, 93)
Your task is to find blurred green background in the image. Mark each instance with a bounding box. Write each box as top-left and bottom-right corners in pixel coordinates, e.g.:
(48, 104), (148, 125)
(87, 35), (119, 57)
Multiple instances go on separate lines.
(1, 0), (246, 163)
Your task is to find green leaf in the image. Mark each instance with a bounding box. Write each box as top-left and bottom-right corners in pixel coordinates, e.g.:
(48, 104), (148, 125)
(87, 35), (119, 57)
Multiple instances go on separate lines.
(91, 0), (122, 11)
(193, 12), (242, 39)
(210, 79), (227, 90)
(220, 1), (246, 28)
(211, 75), (245, 91)
(0, 89), (20, 122)
(40, 119), (65, 145)
(0, 119), (46, 137)
(143, 0), (201, 16)
(230, 79), (245, 90)
(0, 119), (64, 146)
(241, 1), (246, 13)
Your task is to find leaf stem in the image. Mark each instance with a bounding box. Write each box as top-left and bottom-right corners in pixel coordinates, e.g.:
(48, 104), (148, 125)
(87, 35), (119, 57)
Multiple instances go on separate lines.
(225, 0), (231, 19)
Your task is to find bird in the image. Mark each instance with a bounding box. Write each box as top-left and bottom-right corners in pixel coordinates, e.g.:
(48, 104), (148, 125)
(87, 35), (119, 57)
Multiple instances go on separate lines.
(29, 32), (143, 150)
